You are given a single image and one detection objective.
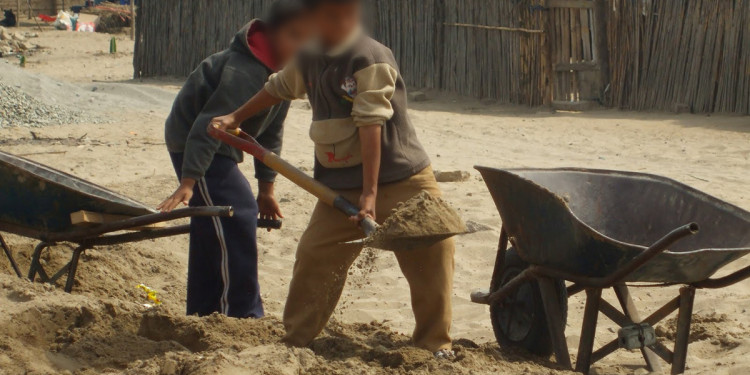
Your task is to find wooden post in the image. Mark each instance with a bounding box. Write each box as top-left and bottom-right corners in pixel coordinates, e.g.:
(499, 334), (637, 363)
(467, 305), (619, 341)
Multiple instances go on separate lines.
(593, 0), (610, 103)
(542, 0), (555, 106)
(539, 278), (572, 369)
(130, 0), (135, 40)
(575, 288), (602, 373)
(26, 0), (44, 32)
(672, 287), (696, 375)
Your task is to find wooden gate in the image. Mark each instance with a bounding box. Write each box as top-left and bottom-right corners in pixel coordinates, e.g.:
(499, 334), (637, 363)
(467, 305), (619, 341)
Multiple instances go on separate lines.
(546, 0), (609, 110)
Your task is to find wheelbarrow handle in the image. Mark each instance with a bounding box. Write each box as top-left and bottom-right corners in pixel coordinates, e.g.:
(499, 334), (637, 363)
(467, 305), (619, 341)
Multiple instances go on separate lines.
(208, 125), (379, 236)
(533, 223), (700, 288)
(606, 222), (700, 284)
(693, 265), (750, 289)
(476, 223), (700, 306)
(44, 206), (234, 243)
(257, 219), (283, 230)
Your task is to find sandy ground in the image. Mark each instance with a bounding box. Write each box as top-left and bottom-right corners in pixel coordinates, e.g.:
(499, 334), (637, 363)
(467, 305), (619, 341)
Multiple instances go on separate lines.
(0, 26), (749, 375)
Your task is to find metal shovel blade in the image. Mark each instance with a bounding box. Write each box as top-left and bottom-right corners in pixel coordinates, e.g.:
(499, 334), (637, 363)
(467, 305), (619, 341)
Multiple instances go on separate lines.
(366, 232), (464, 252)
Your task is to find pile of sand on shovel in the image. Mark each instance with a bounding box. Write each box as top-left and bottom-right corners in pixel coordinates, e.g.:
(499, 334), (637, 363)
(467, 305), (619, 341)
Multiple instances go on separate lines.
(366, 191), (468, 251)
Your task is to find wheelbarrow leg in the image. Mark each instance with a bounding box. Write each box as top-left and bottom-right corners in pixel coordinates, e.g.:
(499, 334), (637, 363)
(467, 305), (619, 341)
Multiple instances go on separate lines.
(672, 286), (696, 375)
(576, 288), (602, 374)
(28, 242), (51, 282)
(539, 277), (572, 369)
(0, 233), (22, 278)
(64, 246), (87, 293)
(614, 285), (663, 373)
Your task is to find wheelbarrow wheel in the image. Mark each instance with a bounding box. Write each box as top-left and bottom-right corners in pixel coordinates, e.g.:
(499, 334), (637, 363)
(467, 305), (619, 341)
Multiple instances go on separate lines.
(490, 247), (568, 356)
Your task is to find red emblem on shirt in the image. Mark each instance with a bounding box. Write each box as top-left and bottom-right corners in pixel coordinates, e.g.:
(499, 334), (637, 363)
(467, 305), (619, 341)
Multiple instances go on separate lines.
(326, 152), (354, 163)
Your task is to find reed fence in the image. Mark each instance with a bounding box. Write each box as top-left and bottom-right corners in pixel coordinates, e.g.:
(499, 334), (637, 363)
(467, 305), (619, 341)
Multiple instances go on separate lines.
(134, 0), (275, 77)
(440, 0), (546, 105)
(607, 0), (749, 114)
(368, 0), (444, 90)
(134, 0), (749, 114)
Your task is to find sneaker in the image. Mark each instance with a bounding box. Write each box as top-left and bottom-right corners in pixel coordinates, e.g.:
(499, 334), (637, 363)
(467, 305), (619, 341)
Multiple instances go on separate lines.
(434, 349), (455, 360)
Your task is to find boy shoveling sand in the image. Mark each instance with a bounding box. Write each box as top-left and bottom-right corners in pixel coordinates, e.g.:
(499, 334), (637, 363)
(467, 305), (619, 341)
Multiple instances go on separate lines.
(212, 0), (459, 357)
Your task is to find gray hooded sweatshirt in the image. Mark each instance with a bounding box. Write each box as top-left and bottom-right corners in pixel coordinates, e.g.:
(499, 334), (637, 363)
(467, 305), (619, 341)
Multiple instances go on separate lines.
(165, 20), (289, 182)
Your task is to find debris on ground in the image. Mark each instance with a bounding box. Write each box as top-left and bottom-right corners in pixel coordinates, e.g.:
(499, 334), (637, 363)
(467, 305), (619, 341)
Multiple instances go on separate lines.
(409, 90), (428, 102)
(434, 170), (471, 183)
(672, 102), (692, 114)
(81, 4), (134, 33)
(0, 26), (38, 55)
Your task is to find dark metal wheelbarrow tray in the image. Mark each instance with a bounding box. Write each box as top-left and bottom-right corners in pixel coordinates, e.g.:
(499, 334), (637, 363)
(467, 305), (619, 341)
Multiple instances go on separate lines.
(470, 167), (750, 375)
(0, 150), (280, 292)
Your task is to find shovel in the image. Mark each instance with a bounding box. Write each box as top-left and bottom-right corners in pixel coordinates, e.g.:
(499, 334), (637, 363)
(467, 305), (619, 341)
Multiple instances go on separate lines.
(208, 125), (466, 251)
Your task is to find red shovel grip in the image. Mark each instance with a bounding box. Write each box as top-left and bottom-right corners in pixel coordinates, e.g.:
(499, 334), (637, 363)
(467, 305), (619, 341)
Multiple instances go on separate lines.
(207, 125), (268, 161)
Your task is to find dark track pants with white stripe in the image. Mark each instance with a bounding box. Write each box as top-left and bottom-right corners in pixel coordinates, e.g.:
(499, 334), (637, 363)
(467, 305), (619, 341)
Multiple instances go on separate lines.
(170, 153), (264, 319)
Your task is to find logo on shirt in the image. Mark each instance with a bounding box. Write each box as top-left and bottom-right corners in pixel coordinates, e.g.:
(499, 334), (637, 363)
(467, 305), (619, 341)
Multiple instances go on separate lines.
(326, 145), (354, 163)
(326, 151), (354, 164)
(340, 76), (357, 102)
(326, 145), (354, 164)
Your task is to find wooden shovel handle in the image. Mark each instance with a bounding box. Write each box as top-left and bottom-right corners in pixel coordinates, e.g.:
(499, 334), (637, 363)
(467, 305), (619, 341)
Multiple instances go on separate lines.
(208, 125), (378, 235)
(261, 152), (339, 206)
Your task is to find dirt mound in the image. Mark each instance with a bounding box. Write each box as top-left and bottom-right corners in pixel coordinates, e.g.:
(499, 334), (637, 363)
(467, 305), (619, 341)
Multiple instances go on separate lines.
(656, 312), (743, 349)
(0, 273), (571, 375)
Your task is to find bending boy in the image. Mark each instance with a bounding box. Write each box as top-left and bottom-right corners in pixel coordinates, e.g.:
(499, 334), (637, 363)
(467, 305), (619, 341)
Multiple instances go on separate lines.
(158, 0), (313, 319)
(212, 0), (455, 355)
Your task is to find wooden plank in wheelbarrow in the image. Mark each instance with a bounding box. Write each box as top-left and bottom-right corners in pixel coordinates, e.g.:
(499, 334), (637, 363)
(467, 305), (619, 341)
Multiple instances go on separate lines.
(70, 211), (166, 230)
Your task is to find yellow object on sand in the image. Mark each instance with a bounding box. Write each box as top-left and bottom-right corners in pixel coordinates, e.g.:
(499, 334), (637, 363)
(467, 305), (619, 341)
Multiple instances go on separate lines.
(136, 284), (162, 305)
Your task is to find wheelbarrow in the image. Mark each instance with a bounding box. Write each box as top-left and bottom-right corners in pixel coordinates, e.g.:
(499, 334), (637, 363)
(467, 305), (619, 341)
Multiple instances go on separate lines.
(470, 167), (750, 375)
(0, 150), (280, 292)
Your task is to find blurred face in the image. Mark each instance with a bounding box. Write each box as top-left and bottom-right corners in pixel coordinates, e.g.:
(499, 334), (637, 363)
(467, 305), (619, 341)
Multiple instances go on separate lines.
(314, 1), (361, 48)
(269, 15), (315, 66)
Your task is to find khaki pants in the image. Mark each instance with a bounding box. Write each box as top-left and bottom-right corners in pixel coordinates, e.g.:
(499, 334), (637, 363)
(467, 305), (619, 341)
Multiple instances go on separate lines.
(282, 166), (455, 351)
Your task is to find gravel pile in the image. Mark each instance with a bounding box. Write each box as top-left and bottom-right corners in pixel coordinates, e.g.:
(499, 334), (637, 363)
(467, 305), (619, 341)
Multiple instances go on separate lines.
(0, 82), (100, 128)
